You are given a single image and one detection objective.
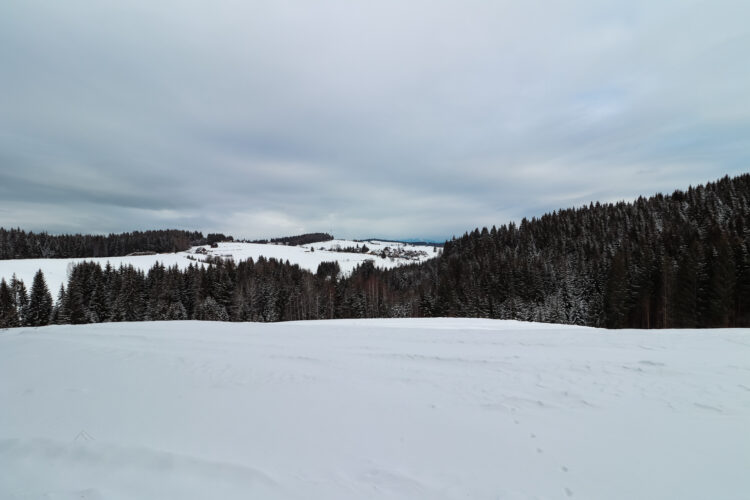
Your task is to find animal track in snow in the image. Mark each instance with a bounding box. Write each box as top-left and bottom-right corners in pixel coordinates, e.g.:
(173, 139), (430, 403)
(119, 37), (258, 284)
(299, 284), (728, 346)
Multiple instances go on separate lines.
(638, 360), (666, 367)
(693, 402), (723, 413)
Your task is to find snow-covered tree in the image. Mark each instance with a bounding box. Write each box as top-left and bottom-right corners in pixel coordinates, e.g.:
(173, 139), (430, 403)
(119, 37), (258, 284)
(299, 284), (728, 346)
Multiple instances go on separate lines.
(27, 270), (53, 326)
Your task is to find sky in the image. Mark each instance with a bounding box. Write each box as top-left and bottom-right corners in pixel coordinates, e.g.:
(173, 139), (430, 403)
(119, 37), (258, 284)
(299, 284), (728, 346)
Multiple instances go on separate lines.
(1, 0), (749, 241)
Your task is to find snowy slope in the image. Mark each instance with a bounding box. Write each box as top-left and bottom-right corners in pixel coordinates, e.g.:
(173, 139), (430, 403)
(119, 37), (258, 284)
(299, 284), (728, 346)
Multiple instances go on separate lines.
(1, 319), (748, 500)
(197, 239), (435, 273)
(0, 239), (436, 292)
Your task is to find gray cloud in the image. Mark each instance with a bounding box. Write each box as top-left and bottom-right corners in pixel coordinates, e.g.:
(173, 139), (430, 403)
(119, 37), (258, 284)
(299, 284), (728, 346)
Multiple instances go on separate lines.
(1, 0), (748, 240)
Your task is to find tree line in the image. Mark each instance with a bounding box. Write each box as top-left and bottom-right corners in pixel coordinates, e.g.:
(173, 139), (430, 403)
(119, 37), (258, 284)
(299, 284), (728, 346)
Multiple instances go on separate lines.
(0, 271), (54, 328)
(1, 258), (341, 327)
(0, 229), (203, 259)
(1, 174), (748, 329)
(249, 233), (334, 246)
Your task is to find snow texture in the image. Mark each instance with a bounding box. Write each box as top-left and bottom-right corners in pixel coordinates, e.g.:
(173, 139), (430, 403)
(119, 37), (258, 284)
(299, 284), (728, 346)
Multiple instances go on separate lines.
(0, 240), (435, 292)
(1, 318), (749, 499)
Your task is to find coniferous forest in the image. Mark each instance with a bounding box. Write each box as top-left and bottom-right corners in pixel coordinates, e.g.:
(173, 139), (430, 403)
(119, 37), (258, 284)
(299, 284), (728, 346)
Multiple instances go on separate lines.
(248, 233), (334, 246)
(0, 229), (202, 259)
(1, 174), (748, 329)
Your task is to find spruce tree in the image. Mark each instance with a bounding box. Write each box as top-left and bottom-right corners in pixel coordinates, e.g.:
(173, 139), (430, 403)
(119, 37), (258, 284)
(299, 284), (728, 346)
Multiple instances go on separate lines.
(0, 279), (19, 328)
(604, 252), (628, 328)
(65, 271), (88, 325)
(705, 234), (736, 327)
(195, 296), (229, 321)
(10, 275), (29, 327)
(166, 301), (188, 320)
(51, 285), (69, 324)
(27, 270), (53, 326)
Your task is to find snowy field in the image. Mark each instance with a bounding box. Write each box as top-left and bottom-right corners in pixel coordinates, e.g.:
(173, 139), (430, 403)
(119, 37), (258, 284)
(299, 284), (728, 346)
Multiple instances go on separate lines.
(1, 319), (748, 500)
(0, 239), (436, 292)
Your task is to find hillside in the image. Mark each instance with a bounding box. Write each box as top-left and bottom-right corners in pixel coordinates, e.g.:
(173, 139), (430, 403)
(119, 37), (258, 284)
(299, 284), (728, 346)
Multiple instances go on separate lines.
(2, 319), (748, 499)
(432, 173), (750, 328)
(1, 174), (748, 329)
(334, 173), (750, 328)
(0, 239), (435, 294)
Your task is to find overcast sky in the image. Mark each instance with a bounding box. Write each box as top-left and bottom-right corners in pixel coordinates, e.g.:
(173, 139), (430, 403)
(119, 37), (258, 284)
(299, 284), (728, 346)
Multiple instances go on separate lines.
(1, 0), (749, 240)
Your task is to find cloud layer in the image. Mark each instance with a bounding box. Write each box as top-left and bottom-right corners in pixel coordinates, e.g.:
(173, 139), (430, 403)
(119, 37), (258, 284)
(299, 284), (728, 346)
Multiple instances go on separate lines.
(1, 0), (748, 240)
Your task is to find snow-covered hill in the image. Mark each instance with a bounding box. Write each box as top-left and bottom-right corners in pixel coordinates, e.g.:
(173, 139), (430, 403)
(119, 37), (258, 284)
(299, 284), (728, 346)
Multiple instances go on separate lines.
(1, 319), (748, 499)
(0, 239), (438, 292)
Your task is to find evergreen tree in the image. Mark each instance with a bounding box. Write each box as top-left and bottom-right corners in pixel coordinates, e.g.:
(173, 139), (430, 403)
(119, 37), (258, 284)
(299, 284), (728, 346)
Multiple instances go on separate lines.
(604, 252), (628, 328)
(673, 242), (700, 327)
(10, 275), (29, 327)
(735, 239), (750, 325)
(0, 279), (19, 328)
(51, 285), (69, 324)
(195, 296), (229, 321)
(166, 301), (188, 320)
(705, 234), (736, 327)
(64, 270), (88, 325)
(27, 270), (53, 326)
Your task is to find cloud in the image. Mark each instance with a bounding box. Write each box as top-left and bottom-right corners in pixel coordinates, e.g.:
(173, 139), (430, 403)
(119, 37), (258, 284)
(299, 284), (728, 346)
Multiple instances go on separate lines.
(0, 0), (748, 240)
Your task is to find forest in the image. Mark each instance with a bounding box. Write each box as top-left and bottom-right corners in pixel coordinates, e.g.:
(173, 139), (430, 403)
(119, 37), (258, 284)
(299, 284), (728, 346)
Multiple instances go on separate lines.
(248, 233), (334, 246)
(1, 174), (748, 329)
(0, 229), (202, 259)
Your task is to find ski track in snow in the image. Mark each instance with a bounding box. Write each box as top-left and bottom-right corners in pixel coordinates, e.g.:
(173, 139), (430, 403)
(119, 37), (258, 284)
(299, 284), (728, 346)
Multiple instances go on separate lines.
(1, 318), (749, 499)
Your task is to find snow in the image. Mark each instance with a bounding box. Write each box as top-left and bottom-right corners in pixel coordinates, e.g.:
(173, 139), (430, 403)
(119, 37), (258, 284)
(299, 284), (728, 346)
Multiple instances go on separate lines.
(1, 318), (748, 499)
(0, 239), (437, 292)
(199, 239), (435, 274)
(0, 253), (197, 297)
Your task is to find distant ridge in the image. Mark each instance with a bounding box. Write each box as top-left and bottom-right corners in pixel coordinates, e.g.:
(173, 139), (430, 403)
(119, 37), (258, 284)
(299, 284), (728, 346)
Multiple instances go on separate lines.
(359, 238), (445, 247)
(247, 233), (334, 246)
(0, 229), (202, 260)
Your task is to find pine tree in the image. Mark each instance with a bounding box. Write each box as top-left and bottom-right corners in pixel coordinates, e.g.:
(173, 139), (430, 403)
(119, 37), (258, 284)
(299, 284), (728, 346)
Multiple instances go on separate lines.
(0, 278), (19, 328)
(673, 243), (700, 328)
(10, 275), (29, 326)
(604, 251), (628, 328)
(88, 277), (109, 323)
(166, 301), (188, 320)
(27, 270), (53, 326)
(705, 234), (736, 327)
(195, 296), (229, 321)
(735, 239), (750, 325)
(65, 270), (88, 325)
(51, 285), (69, 324)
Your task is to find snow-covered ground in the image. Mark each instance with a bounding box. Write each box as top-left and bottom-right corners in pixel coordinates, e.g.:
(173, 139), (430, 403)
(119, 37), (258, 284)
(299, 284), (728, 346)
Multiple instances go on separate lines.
(0, 239), (437, 292)
(1, 319), (748, 499)
(203, 239), (436, 273)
